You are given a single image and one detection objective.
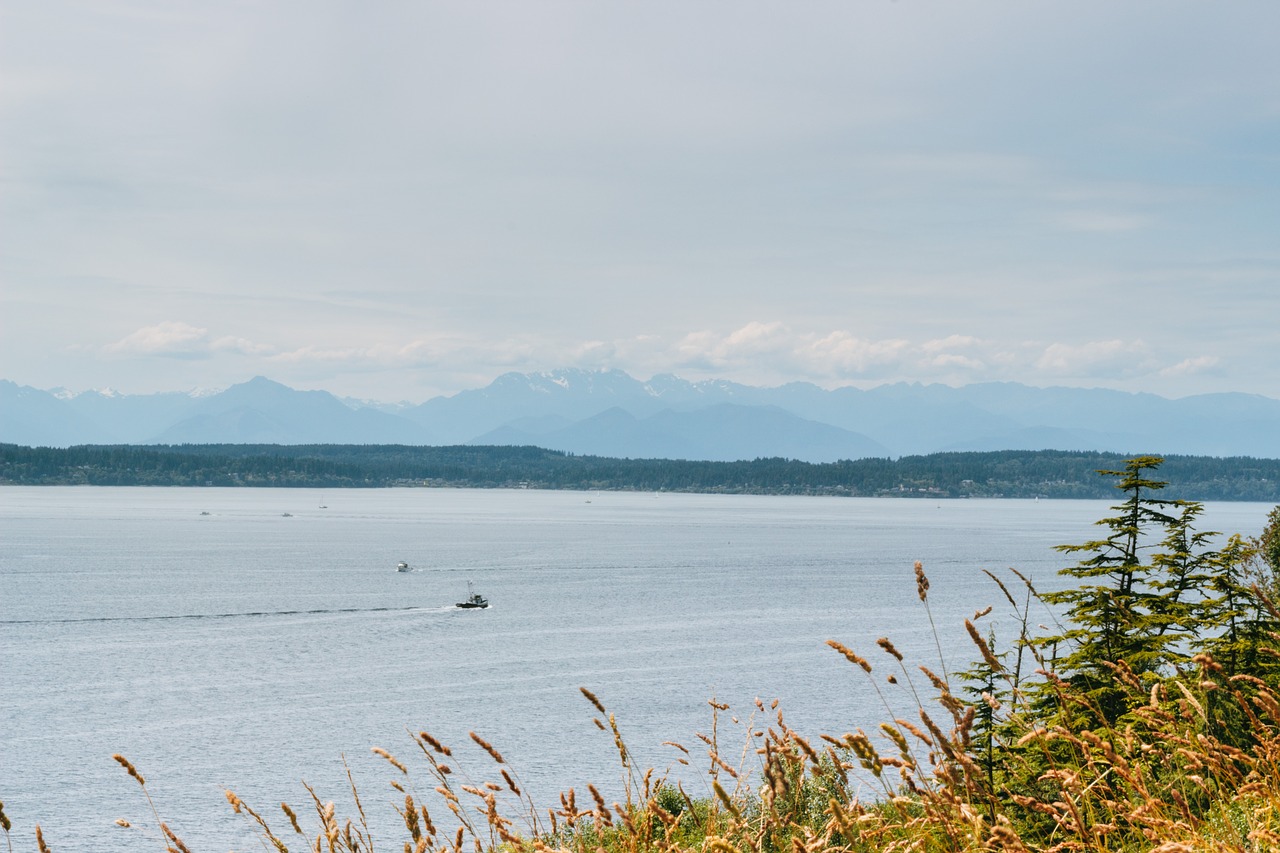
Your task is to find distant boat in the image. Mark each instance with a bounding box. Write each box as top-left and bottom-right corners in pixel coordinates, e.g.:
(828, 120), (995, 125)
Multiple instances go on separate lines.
(456, 582), (489, 609)
(397, 561), (412, 572)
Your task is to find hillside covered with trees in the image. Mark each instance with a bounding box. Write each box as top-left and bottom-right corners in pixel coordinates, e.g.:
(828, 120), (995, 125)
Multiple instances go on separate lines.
(3, 444), (1279, 501)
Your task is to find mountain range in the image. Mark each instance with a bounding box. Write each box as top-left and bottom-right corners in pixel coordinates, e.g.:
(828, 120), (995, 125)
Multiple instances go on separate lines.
(3, 370), (1280, 462)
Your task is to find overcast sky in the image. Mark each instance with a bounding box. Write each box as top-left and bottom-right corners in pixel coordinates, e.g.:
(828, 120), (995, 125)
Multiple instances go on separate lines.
(3, 1), (1278, 402)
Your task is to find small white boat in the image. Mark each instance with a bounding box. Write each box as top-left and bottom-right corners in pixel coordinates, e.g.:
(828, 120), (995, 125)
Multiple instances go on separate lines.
(397, 561), (412, 572)
(456, 582), (489, 609)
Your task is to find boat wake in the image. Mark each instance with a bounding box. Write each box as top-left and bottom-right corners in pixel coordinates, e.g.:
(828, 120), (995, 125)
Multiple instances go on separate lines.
(0, 605), (453, 626)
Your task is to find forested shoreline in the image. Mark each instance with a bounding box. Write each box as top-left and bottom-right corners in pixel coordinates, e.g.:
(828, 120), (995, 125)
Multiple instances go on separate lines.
(3, 443), (1279, 500)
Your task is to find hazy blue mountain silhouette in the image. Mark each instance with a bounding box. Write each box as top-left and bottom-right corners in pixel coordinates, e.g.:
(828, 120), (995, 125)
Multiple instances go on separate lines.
(64, 388), (202, 443)
(475, 403), (890, 462)
(3, 369), (1280, 460)
(0, 381), (103, 446)
(153, 377), (433, 444)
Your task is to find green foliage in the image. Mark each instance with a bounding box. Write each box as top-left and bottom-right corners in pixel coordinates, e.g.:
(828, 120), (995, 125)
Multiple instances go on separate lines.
(1147, 499), (1222, 665)
(1260, 504), (1280, 575)
(1035, 458), (1280, 737)
(1039, 456), (1182, 722)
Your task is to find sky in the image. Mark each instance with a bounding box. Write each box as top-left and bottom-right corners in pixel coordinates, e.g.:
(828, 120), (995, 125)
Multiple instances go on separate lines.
(2, 1), (1278, 403)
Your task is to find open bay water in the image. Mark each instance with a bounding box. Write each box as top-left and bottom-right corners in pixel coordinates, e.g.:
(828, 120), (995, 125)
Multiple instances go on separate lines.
(1, 486), (1273, 850)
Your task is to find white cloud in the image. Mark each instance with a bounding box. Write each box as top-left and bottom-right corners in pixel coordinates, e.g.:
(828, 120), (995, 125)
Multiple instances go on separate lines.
(799, 331), (913, 376)
(66, 315), (1262, 401)
(921, 334), (985, 354)
(210, 336), (274, 356)
(924, 353), (987, 371)
(104, 321), (273, 360)
(661, 323), (993, 383)
(1034, 340), (1155, 377)
(626, 324), (1223, 392)
(105, 321), (213, 358)
(1159, 355), (1222, 378)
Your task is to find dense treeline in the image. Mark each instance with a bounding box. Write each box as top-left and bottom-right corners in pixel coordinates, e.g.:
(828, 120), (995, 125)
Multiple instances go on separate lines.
(3, 443), (1279, 500)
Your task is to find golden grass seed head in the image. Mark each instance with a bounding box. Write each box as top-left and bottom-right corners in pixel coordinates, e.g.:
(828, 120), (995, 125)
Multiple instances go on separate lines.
(914, 561), (929, 602)
(879, 723), (910, 755)
(372, 746), (408, 774)
(0, 800), (9, 832)
(826, 640), (872, 673)
(404, 795), (423, 842)
(469, 731), (505, 764)
(711, 781), (741, 819)
(709, 750), (740, 779)
(1253, 689), (1280, 723)
(579, 687), (607, 714)
(419, 731), (452, 756)
(420, 804), (436, 838)
(791, 733), (819, 764)
(919, 666), (947, 692)
(36, 824), (50, 853)
(965, 619), (1003, 673)
(705, 837), (739, 853)
(161, 822), (192, 853)
(986, 818), (1028, 852)
(875, 637), (903, 662)
(894, 718), (933, 747)
(112, 753), (145, 785)
(281, 803), (303, 834)
(587, 784), (607, 812)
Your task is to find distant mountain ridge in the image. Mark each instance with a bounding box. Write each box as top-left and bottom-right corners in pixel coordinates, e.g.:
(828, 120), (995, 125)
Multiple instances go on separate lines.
(3, 369), (1279, 461)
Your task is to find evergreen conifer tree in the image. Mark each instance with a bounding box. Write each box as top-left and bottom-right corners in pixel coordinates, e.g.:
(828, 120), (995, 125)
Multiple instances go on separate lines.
(1199, 534), (1280, 689)
(1147, 499), (1219, 667)
(1039, 456), (1178, 723)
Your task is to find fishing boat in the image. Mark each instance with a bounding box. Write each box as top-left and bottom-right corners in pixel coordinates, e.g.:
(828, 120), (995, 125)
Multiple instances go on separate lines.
(456, 582), (489, 609)
(396, 561), (412, 572)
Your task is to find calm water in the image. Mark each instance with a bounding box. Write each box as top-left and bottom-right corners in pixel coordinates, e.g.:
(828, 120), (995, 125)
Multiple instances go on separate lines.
(1, 487), (1272, 850)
